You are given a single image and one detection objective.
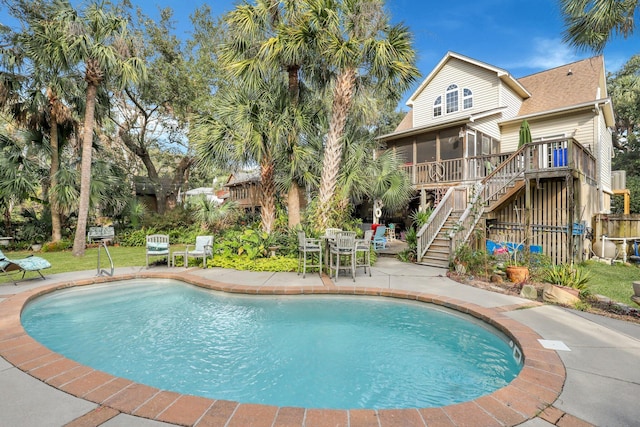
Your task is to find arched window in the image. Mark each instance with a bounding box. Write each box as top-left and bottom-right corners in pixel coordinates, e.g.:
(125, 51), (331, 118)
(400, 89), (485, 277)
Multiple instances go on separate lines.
(433, 96), (442, 117)
(446, 84), (458, 113)
(463, 88), (473, 109)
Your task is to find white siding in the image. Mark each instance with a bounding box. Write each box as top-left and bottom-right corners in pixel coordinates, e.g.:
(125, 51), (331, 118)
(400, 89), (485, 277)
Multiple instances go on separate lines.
(599, 111), (612, 193)
(413, 58), (501, 128)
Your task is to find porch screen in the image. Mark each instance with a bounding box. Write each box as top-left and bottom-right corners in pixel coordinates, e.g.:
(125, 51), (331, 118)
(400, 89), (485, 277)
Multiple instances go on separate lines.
(395, 144), (412, 164)
(439, 128), (463, 160)
(416, 133), (436, 163)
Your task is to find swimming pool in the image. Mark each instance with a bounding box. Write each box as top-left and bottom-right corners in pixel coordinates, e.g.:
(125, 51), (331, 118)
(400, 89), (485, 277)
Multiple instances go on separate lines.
(22, 279), (522, 410)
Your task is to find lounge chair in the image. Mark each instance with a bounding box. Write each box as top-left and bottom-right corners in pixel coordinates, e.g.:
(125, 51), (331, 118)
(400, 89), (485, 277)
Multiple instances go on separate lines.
(0, 248), (51, 285)
(146, 234), (170, 268)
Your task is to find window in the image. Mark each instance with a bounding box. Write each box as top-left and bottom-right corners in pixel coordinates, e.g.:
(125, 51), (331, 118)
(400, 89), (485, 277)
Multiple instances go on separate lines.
(463, 88), (473, 109)
(434, 85), (473, 117)
(433, 96), (442, 117)
(445, 84), (458, 113)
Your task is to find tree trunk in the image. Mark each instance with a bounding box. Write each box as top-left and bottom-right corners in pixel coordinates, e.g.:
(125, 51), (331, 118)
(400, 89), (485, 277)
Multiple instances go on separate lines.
(287, 182), (303, 228)
(72, 83), (98, 256)
(49, 106), (62, 242)
(260, 155), (276, 234)
(317, 67), (356, 229)
(118, 127), (167, 214)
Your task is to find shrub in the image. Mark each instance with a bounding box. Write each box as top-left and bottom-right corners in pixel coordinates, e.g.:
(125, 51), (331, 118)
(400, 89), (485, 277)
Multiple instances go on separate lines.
(208, 254), (297, 272)
(42, 239), (72, 252)
(543, 263), (592, 296)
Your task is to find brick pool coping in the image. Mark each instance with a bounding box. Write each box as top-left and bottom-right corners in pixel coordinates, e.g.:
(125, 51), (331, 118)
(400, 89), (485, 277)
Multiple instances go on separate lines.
(0, 272), (566, 427)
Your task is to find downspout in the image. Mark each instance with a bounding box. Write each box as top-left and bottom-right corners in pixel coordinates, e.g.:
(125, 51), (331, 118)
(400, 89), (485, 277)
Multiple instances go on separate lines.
(596, 102), (604, 213)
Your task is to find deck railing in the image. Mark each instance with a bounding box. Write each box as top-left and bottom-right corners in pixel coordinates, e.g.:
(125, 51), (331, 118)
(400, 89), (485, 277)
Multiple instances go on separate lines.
(401, 137), (595, 186)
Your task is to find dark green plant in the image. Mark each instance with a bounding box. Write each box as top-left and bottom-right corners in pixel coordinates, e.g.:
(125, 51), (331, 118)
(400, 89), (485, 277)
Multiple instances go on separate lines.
(409, 208), (433, 229)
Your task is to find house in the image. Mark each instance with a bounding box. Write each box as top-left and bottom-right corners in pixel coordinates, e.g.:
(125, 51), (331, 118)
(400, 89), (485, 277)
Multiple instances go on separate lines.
(224, 171), (262, 211)
(378, 52), (615, 266)
(182, 187), (224, 204)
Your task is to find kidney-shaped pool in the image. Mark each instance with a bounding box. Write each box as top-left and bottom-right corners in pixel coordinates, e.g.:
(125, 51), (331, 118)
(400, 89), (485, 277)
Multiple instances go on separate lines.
(22, 279), (522, 409)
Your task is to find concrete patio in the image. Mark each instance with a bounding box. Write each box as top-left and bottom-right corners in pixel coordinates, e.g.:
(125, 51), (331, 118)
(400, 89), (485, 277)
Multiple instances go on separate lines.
(0, 257), (639, 426)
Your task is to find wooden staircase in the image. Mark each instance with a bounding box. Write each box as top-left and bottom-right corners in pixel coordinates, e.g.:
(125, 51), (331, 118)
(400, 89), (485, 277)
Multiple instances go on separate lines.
(416, 145), (531, 267)
(418, 212), (461, 268)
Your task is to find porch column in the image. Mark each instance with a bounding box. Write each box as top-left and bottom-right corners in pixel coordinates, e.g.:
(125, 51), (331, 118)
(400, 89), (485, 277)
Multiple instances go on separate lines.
(420, 189), (427, 211)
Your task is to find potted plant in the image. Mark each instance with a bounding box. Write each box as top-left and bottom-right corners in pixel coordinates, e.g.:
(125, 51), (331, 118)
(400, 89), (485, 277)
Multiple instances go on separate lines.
(504, 243), (530, 283)
(452, 243), (473, 275)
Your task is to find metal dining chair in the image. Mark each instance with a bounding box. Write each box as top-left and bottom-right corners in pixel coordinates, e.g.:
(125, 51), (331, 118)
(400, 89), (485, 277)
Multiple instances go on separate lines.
(355, 229), (374, 276)
(297, 231), (322, 278)
(329, 231), (356, 282)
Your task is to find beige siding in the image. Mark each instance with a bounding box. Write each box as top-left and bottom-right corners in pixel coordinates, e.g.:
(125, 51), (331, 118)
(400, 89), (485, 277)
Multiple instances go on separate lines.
(500, 111), (597, 152)
(500, 85), (523, 120)
(413, 58), (500, 128)
(470, 116), (501, 140)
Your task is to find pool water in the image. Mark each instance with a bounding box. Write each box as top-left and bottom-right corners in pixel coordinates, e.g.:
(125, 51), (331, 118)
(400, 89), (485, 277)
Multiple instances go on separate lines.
(22, 280), (522, 409)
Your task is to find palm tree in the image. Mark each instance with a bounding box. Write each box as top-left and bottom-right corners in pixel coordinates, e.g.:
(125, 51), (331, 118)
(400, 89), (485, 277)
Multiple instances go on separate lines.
(221, 0), (318, 228)
(560, 0), (640, 52)
(310, 0), (419, 229)
(0, 130), (42, 232)
(192, 78), (286, 234)
(10, 1), (81, 243)
(48, 0), (146, 256)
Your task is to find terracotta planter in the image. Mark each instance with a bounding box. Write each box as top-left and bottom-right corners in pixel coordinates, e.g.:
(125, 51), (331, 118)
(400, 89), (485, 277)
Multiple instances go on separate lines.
(506, 265), (529, 283)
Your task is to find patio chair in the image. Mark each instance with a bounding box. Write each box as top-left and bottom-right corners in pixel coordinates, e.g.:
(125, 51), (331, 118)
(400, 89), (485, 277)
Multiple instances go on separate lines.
(0, 248), (51, 285)
(372, 225), (387, 250)
(329, 231), (356, 282)
(146, 234), (170, 268)
(324, 228), (342, 239)
(355, 229), (373, 276)
(181, 235), (213, 268)
(297, 231), (322, 278)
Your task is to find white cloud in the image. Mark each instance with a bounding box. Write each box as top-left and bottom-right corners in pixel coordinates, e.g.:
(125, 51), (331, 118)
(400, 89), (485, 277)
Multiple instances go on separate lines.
(509, 37), (579, 71)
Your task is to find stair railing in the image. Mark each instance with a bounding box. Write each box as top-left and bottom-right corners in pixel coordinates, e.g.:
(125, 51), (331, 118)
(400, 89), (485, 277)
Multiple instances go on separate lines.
(449, 182), (485, 257)
(416, 186), (455, 262)
(448, 144), (531, 258)
(481, 144), (529, 208)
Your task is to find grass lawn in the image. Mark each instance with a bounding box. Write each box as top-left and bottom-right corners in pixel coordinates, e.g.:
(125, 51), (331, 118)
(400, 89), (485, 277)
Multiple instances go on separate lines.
(583, 260), (640, 305)
(0, 245), (186, 285)
(3, 247), (640, 308)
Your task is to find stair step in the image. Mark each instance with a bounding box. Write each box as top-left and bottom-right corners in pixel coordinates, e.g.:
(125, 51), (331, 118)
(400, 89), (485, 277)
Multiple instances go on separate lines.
(418, 257), (450, 268)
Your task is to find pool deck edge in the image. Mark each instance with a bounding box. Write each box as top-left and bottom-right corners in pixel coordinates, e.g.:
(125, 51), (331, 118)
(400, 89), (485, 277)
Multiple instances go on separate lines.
(0, 268), (572, 427)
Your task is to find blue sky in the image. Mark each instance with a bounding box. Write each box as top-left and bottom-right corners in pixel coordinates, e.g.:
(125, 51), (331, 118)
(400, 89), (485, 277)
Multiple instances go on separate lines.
(2, 0), (639, 107)
(125, 0), (639, 106)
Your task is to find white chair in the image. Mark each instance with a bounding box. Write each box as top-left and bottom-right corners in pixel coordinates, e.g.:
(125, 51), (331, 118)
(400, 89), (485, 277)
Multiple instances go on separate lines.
(297, 231), (322, 278)
(146, 234), (170, 268)
(355, 229), (373, 276)
(182, 235), (213, 268)
(329, 231), (356, 282)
